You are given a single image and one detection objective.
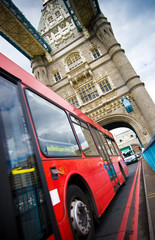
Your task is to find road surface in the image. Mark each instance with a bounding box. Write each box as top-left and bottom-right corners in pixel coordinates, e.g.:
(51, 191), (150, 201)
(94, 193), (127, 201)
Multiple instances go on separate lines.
(95, 160), (150, 240)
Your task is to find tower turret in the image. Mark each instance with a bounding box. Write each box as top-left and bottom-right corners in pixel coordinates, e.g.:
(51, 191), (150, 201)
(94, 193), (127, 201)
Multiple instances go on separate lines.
(92, 13), (155, 136)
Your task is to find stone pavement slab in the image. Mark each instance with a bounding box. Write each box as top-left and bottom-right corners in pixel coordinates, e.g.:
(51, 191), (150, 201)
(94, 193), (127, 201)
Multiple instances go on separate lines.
(142, 158), (155, 240)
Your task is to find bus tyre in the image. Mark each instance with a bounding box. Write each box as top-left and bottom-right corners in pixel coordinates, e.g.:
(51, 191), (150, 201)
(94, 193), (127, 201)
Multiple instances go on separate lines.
(67, 185), (94, 240)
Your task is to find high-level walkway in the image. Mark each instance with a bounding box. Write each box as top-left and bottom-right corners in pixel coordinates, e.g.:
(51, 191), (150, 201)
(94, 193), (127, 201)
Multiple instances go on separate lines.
(0, 0), (51, 59)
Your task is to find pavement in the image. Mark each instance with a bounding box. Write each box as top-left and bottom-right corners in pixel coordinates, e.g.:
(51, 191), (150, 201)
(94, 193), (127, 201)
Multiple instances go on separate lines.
(141, 157), (155, 240)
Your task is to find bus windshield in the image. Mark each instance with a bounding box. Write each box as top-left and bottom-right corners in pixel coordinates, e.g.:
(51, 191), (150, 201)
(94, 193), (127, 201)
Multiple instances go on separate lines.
(123, 150), (133, 158)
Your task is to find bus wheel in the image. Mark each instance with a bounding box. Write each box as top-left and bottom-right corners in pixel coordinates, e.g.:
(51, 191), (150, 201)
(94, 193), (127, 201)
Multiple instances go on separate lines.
(67, 185), (94, 240)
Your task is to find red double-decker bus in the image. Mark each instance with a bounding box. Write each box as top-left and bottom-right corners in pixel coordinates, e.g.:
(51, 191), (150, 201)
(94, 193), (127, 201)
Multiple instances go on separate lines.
(0, 53), (128, 240)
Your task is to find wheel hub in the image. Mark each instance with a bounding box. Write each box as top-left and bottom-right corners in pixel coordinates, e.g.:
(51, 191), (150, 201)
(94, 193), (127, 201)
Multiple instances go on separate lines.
(70, 199), (91, 236)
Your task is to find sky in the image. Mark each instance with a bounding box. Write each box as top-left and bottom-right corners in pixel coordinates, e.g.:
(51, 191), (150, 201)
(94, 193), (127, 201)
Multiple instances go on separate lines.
(0, 0), (155, 135)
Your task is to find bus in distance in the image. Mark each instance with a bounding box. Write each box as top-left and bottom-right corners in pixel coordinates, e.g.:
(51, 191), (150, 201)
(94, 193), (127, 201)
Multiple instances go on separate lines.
(0, 53), (128, 240)
(120, 145), (137, 164)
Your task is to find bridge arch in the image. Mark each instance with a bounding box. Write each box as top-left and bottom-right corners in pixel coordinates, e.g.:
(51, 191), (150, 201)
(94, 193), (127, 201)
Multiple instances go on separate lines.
(98, 114), (149, 147)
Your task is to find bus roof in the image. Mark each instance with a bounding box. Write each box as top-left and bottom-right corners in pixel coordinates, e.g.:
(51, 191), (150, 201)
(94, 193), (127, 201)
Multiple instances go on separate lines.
(0, 53), (112, 138)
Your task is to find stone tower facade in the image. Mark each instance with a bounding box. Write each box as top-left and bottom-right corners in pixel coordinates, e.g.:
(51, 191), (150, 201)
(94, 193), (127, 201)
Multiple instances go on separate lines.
(31, 0), (155, 147)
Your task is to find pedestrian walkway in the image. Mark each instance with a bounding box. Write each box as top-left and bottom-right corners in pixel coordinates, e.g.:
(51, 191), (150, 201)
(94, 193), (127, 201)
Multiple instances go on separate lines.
(142, 157), (155, 240)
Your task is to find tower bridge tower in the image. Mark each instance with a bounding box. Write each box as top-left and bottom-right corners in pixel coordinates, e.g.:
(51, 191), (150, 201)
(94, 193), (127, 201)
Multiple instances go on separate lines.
(31, 0), (155, 147)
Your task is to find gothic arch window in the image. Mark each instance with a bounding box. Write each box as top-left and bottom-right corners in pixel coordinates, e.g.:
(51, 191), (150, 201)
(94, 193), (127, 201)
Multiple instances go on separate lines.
(66, 53), (83, 71)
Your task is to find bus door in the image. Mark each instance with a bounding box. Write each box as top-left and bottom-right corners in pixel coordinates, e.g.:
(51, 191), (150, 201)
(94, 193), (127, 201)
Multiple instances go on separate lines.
(0, 73), (61, 240)
(90, 126), (119, 190)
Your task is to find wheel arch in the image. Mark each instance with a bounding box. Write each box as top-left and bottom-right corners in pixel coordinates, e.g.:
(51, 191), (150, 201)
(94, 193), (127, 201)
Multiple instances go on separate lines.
(66, 174), (99, 221)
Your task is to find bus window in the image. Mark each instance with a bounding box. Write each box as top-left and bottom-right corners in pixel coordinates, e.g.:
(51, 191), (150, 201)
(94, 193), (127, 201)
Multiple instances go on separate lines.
(111, 140), (120, 155)
(25, 90), (81, 157)
(90, 126), (107, 160)
(105, 137), (118, 156)
(0, 76), (52, 239)
(90, 126), (117, 180)
(108, 138), (116, 155)
(71, 116), (99, 156)
(99, 132), (112, 156)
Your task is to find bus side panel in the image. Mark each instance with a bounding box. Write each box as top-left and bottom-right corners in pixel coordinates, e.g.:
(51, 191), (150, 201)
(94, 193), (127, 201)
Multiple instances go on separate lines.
(113, 161), (124, 185)
(86, 166), (110, 190)
(85, 166), (114, 215)
(42, 162), (65, 223)
(111, 156), (128, 184)
(60, 214), (74, 240)
(47, 234), (55, 240)
(96, 181), (116, 216)
(41, 161), (74, 239)
(120, 160), (129, 176)
(58, 222), (74, 240)
(47, 221), (73, 240)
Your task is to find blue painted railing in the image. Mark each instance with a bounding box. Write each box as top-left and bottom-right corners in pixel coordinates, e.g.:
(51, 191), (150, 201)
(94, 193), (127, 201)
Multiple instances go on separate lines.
(63, 0), (82, 31)
(142, 134), (155, 171)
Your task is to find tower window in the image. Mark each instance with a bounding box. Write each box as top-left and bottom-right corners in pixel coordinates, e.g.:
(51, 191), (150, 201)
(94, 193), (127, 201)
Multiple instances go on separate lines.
(54, 72), (61, 82)
(48, 16), (54, 26)
(99, 79), (112, 93)
(67, 53), (83, 71)
(55, 11), (62, 21)
(91, 48), (100, 59)
(68, 96), (79, 108)
(78, 82), (99, 103)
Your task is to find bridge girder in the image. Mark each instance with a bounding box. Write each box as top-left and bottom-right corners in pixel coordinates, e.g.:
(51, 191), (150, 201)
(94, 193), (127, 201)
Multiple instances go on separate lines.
(0, 0), (51, 59)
